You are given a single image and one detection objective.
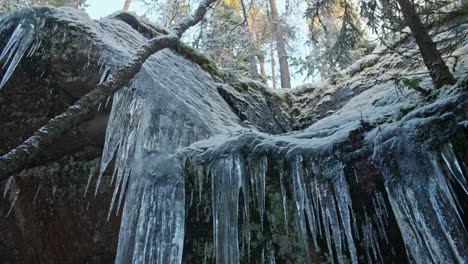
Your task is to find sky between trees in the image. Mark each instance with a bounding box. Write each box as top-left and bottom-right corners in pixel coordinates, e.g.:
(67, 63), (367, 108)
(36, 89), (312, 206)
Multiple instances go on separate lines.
(1, 0), (464, 89)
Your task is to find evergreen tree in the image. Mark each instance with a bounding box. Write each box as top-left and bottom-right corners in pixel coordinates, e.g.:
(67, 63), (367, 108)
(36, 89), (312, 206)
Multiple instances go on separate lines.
(268, 0), (292, 88)
(360, 0), (456, 88)
(298, 0), (362, 80)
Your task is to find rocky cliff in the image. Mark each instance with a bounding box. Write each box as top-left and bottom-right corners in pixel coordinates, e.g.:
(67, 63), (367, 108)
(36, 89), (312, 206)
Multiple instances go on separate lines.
(0, 6), (467, 264)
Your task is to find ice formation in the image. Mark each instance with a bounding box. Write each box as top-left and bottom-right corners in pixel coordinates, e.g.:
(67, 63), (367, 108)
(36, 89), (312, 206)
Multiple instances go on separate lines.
(98, 50), (241, 263)
(0, 16), (37, 90)
(0, 6), (467, 264)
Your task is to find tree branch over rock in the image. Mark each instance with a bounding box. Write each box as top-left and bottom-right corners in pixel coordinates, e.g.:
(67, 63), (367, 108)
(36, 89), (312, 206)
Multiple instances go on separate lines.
(0, 0), (218, 181)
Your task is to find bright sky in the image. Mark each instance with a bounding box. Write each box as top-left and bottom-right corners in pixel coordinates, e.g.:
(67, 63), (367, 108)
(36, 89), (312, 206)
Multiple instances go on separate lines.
(85, 0), (127, 18)
(85, 0), (310, 87)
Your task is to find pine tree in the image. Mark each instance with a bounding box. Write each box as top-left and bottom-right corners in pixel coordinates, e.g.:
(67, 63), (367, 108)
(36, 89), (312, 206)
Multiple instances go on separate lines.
(268, 0), (292, 88)
(300, 0), (362, 79)
(361, 0), (456, 88)
(394, 0), (456, 88)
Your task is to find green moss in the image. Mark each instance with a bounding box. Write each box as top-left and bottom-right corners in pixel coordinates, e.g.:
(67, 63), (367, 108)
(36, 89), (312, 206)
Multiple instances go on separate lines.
(175, 44), (222, 78)
(201, 62), (219, 76)
(350, 57), (380, 77)
(397, 106), (416, 121)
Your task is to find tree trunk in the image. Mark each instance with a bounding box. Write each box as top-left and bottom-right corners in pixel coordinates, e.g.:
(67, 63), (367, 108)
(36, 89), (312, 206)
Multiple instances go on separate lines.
(70, 0), (82, 8)
(249, 0), (266, 78)
(258, 51), (266, 77)
(123, 0), (132, 11)
(246, 29), (259, 78)
(268, 0), (291, 88)
(396, 0), (456, 88)
(242, 0), (259, 78)
(270, 32), (277, 89)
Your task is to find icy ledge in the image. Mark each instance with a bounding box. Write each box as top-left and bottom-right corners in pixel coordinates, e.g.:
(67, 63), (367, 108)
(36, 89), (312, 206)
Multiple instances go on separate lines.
(181, 85), (467, 263)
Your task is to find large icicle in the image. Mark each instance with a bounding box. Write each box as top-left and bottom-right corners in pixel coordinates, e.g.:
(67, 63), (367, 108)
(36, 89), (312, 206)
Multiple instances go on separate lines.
(211, 156), (243, 264)
(116, 154), (185, 263)
(98, 49), (242, 263)
(373, 121), (468, 263)
(0, 18), (37, 90)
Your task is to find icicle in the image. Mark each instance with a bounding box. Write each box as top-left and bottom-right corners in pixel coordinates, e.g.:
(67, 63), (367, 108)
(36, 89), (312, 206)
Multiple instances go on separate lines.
(279, 170), (289, 234)
(3, 176), (14, 199)
(289, 156), (311, 260)
(117, 155), (185, 264)
(99, 65), (110, 85)
(6, 189), (20, 217)
(197, 166), (204, 204)
(84, 160), (98, 197)
(372, 193), (389, 244)
(105, 96), (112, 109)
(116, 168), (131, 215)
(333, 171), (358, 264)
(107, 167), (125, 220)
(0, 19), (36, 90)
(52, 23), (58, 33)
(441, 143), (467, 194)
(248, 157), (267, 226)
(26, 40), (41, 58)
(211, 156), (242, 264)
(32, 184), (42, 204)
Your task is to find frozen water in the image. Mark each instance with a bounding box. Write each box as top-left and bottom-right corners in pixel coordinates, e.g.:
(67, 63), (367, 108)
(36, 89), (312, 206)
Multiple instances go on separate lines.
(0, 5), (466, 264)
(0, 18), (36, 90)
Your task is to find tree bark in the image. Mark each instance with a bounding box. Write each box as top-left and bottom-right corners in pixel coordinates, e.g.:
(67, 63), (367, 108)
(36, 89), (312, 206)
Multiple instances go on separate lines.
(396, 0), (456, 88)
(258, 51), (266, 77)
(123, 0), (132, 11)
(70, 0), (82, 8)
(249, 0), (266, 78)
(0, 0), (218, 181)
(241, 0), (259, 78)
(246, 30), (259, 78)
(268, 0), (291, 88)
(270, 32), (277, 89)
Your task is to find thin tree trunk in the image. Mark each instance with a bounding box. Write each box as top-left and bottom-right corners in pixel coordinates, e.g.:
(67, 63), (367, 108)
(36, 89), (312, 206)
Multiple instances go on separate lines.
(249, 0), (265, 78)
(71, 0), (82, 8)
(258, 51), (266, 77)
(246, 29), (259, 78)
(123, 0), (132, 11)
(268, 0), (291, 88)
(249, 0), (266, 78)
(241, 0), (259, 78)
(0, 0), (219, 181)
(396, 0), (456, 88)
(270, 32), (277, 89)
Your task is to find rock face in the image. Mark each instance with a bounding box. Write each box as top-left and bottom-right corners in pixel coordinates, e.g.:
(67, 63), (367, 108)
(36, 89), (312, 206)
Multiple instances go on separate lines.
(0, 6), (467, 264)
